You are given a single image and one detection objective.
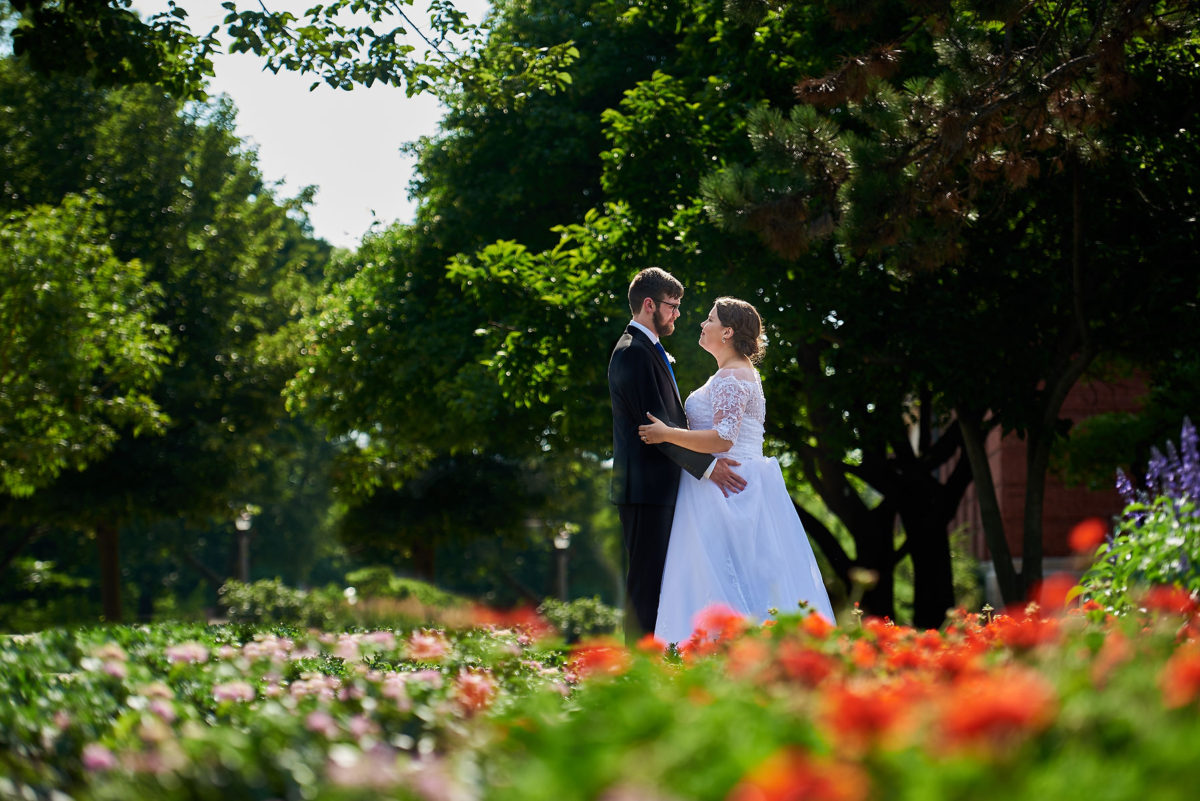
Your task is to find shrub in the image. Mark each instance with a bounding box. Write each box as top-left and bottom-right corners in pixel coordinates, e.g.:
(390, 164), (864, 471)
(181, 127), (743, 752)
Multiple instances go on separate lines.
(537, 596), (622, 641)
(216, 579), (334, 626)
(342, 567), (467, 608)
(1080, 418), (1200, 615)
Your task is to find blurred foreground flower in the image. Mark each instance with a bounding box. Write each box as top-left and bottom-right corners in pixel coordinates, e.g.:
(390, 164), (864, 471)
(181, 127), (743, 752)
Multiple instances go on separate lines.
(728, 747), (870, 801)
(81, 743), (118, 772)
(1160, 644), (1200, 708)
(408, 629), (452, 662)
(164, 642), (209, 664)
(569, 636), (632, 680)
(453, 669), (498, 714)
(1069, 517), (1109, 553)
(939, 667), (1056, 750)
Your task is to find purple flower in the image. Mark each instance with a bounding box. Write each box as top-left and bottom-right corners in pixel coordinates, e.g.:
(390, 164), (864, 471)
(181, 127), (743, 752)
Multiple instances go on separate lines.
(1117, 417), (1199, 526)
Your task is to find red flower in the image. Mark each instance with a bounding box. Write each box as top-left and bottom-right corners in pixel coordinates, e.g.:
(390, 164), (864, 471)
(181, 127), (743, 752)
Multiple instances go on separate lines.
(693, 603), (749, 643)
(777, 642), (836, 687)
(1030, 573), (1081, 612)
(931, 641), (985, 679)
(727, 636), (771, 679)
(1141, 585), (1200, 617)
(1068, 517), (1108, 553)
(569, 637), (631, 680)
(862, 617), (903, 647)
(821, 680), (920, 751)
(883, 642), (929, 673)
(1160, 644), (1200, 708)
(801, 612), (835, 639)
(471, 605), (556, 640)
(636, 633), (668, 655)
(850, 639), (877, 670)
(727, 748), (870, 801)
(939, 667), (1056, 748)
(989, 613), (1061, 651)
(1091, 630), (1132, 688)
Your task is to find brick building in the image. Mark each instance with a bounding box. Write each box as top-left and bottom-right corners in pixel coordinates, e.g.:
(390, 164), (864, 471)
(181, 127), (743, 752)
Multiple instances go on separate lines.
(951, 375), (1147, 601)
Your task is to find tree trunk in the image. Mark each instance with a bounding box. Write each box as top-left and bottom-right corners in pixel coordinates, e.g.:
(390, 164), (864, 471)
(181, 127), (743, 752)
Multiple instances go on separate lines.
(958, 411), (1022, 604)
(856, 503), (898, 621)
(1020, 432), (1052, 593)
(96, 522), (122, 623)
(410, 538), (435, 581)
(903, 500), (956, 629)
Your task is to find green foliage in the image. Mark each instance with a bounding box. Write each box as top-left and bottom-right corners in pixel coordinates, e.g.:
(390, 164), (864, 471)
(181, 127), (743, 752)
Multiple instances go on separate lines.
(1081, 498), (1200, 616)
(537, 595), (621, 641)
(6, 0), (219, 97)
(0, 195), (170, 496)
(216, 579), (335, 627)
(344, 567), (467, 608)
(6, 0), (578, 100)
(0, 54), (337, 621)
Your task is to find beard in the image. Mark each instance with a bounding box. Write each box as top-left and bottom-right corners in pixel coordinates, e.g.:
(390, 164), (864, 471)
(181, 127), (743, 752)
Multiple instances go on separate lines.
(652, 308), (675, 337)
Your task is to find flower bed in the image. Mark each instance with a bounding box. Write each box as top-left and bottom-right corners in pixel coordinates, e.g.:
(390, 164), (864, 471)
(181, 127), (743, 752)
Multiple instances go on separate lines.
(4, 593), (1200, 801)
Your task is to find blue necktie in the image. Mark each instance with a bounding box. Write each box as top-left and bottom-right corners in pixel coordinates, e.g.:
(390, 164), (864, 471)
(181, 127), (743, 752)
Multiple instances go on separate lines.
(654, 341), (679, 395)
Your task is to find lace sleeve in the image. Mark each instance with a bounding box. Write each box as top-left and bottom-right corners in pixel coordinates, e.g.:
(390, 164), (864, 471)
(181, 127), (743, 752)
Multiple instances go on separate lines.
(710, 376), (753, 444)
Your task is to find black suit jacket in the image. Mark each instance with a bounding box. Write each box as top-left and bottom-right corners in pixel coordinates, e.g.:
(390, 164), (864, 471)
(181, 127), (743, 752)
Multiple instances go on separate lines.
(608, 325), (714, 505)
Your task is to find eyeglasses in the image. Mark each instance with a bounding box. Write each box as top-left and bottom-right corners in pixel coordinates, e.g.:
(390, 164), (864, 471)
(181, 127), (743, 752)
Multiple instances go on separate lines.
(654, 298), (681, 313)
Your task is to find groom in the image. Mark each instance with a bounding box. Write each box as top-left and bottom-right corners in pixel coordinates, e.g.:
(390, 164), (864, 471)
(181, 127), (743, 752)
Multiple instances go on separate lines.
(608, 267), (746, 642)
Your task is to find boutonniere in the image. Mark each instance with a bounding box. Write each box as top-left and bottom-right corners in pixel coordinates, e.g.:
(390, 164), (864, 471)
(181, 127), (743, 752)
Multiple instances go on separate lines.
(665, 351), (676, 364)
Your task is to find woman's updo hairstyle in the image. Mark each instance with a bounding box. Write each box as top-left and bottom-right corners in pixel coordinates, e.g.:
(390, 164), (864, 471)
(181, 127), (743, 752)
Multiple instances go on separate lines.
(714, 297), (765, 364)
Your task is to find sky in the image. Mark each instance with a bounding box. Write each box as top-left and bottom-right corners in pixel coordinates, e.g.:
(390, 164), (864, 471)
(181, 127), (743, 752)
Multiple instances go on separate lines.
(138, 1), (491, 249)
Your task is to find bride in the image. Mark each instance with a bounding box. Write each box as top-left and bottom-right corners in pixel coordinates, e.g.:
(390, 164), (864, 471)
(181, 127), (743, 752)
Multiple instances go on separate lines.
(638, 297), (836, 644)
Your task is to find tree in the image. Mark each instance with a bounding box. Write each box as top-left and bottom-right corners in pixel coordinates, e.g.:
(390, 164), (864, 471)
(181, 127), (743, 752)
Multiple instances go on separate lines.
(420, 0), (980, 625)
(0, 57), (332, 621)
(0, 195), (170, 499)
(702, 0), (1200, 603)
(4, 0), (576, 98)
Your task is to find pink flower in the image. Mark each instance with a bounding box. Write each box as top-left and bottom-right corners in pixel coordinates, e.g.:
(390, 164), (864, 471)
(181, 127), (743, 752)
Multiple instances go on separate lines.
(82, 743), (118, 771)
(364, 630), (396, 648)
(92, 643), (127, 662)
(452, 669), (498, 715)
(326, 744), (403, 789)
(407, 669), (444, 688)
(212, 681), (255, 703)
(380, 673), (413, 710)
(148, 699), (177, 723)
(102, 660), (127, 679)
(165, 642), (209, 664)
(407, 630), (450, 662)
(348, 714), (378, 740)
(335, 636), (361, 662)
(138, 682), (174, 700)
(306, 710), (339, 738)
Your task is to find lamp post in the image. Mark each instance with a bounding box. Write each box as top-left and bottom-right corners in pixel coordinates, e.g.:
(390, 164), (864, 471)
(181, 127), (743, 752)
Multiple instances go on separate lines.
(553, 525), (572, 601)
(234, 509), (253, 583)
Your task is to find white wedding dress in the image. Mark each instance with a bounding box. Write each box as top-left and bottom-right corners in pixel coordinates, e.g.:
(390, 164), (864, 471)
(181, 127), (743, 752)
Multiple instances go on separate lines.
(655, 366), (836, 644)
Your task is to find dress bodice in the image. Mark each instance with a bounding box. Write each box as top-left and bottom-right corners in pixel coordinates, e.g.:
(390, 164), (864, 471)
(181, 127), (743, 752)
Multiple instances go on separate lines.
(684, 367), (765, 461)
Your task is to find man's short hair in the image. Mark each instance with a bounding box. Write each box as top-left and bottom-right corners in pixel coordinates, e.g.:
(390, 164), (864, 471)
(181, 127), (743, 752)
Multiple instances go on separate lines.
(628, 267), (684, 315)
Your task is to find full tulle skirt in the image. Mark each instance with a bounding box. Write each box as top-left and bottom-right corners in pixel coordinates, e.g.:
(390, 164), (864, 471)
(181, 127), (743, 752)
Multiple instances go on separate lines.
(654, 456), (836, 645)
